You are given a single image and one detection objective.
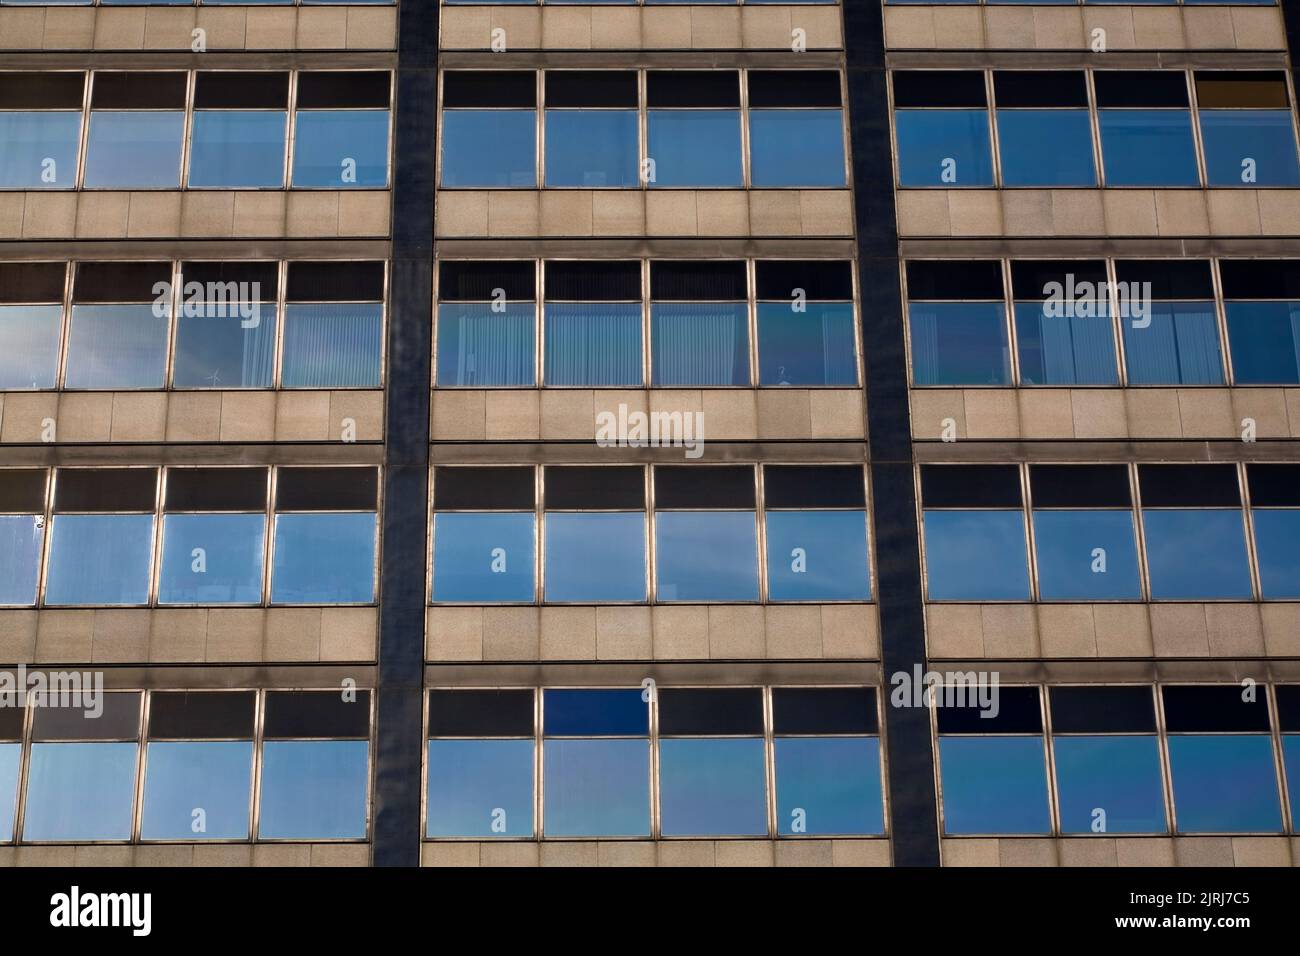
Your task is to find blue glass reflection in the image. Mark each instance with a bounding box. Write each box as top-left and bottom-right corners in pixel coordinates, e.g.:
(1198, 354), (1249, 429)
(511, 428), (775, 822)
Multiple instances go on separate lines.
(258, 740), (368, 839)
(908, 301), (1011, 385)
(0, 744), (16, 842)
(291, 111), (389, 187)
(765, 510), (871, 601)
(1098, 110), (1199, 186)
(1251, 510), (1300, 599)
(431, 512), (535, 603)
(544, 738), (650, 837)
(141, 741), (253, 839)
(1121, 301), (1224, 385)
(655, 510), (758, 601)
(1053, 735), (1166, 833)
(23, 742), (138, 841)
(1167, 735), (1282, 833)
(159, 514), (266, 604)
(923, 510), (1030, 601)
(173, 303), (277, 388)
(544, 303), (642, 386)
(1224, 301), (1300, 385)
(651, 303), (749, 386)
(1200, 111), (1300, 186)
(544, 111), (638, 187)
(0, 515), (43, 606)
(996, 110), (1097, 186)
(426, 739), (534, 838)
(83, 112), (184, 188)
(757, 301), (857, 386)
(188, 112), (287, 188)
(65, 304), (169, 389)
(659, 738), (767, 836)
(1032, 510), (1141, 600)
(1284, 737), (1300, 829)
(1142, 509), (1253, 600)
(646, 111), (743, 187)
(775, 736), (883, 835)
(270, 512), (377, 604)
(939, 736), (1051, 834)
(544, 689), (648, 736)
(45, 514), (154, 606)
(0, 112), (80, 188)
(0, 305), (61, 388)
(281, 303), (382, 388)
(544, 512), (646, 602)
(894, 110), (994, 187)
(1014, 302), (1117, 385)
(749, 110), (847, 187)
(441, 110), (536, 187)
(436, 303), (535, 387)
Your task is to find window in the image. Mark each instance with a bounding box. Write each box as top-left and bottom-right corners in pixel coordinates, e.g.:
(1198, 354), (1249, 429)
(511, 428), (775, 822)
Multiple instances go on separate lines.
(658, 689), (767, 836)
(257, 691), (370, 839)
(646, 71), (743, 187)
(431, 467), (536, 603)
(140, 692), (255, 840)
(290, 72), (389, 188)
(543, 261), (642, 386)
(921, 466), (1030, 601)
(906, 261), (1010, 385)
(1138, 465), (1253, 600)
(281, 261), (384, 388)
(747, 71), (846, 187)
(0, 711), (18, 843)
(0, 72), (83, 189)
(1163, 686), (1282, 833)
(270, 467), (378, 605)
(893, 71), (993, 187)
(1279, 686), (1300, 830)
(440, 71), (536, 188)
(1011, 260), (1117, 385)
(1029, 465), (1141, 600)
(45, 469), (156, 606)
(651, 261), (749, 386)
(544, 467), (646, 602)
(426, 690), (535, 838)
(1220, 260), (1300, 385)
(1195, 72), (1300, 187)
(993, 71), (1096, 187)
(22, 694), (141, 842)
(65, 262), (171, 389)
(542, 689), (650, 837)
(158, 468), (267, 605)
(187, 72), (288, 189)
(773, 688), (883, 836)
(436, 261), (536, 387)
(172, 261), (278, 388)
(654, 466), (759, 601)
(1095, 72), (1199, 186)
(1118, 260), (1224, 385)
(764, 465), (871, 601)
(1050, 687), (1166, 833)
(544, 71), (638, 188)
(1247, 464), (1300, 600)
(83, 72), (185, 188)
(0, 263), (64, 388)
(937, 687), (1051, 835)
(756, 260), (857, 386)
(0, 470), (45, 607)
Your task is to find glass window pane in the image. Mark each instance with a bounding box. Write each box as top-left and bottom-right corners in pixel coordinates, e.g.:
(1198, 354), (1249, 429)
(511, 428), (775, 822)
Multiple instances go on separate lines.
(995, 110), (1097, 186)
(1284, 736), (1300, 830)
(173, 302), (277, 388)
(1252, 510), (1300, 599)
(188, 111), (287, 188)
(1167, 735), (1281, 833)
(749, 110), (846, 187)
(440, 110), (535, 187)
(1053, 735), (1166, 833)
(651, 302), (749, 386)
(83, 111), (184, 188)
(271, 512), (377, 604)
(765, 510), (871, 601)
(258, 740), (368, 839)
(543, 738), (650, 837)
(431, 512), (535, 603)
(1121, 301), (1224, 385)
(426, 739), (534, 838)
(291, 111), (389, 187)
(655, 510), (758, 601)
(757, 301), (857, 386)
(1142, 509), (1253, 599)
(543, 302), (642, 386)
(544, 110), (638, 187)
(45, 513), (153, 606)
(281, 303), (382, 388)
(894, 110), (993, 187)
(0, 743), (17, 842)
(646, 111), (743, 187)
(65, 304), (168, 389)
(939, 736), (1051, 834)
(659, 738), (767, 836)
(0, 112), (80, 188)
(544, 512), (646, 602)
(141, 740), (253, 840)
(1032, 510), (1141, 600)
(436, 302), (535, 387)
(775, 736), (883, 835)
(923, 510), (1030, 600)
(158, 513), (265, 604)
(1014, 302), (1117, 385)
(1098, 110), (1199, 186)
(23, 742), (138, 841)
(908, 301), (1011, 386)
(0, 305), (61, 388)
(1200, 110), (1300, 186)
(1224, 301), (1300, 385)
(0, 515), (43, 606)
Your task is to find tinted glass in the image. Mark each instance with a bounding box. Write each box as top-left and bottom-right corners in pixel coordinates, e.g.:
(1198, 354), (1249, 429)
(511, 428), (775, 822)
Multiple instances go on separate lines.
(281, 303), (382, 388)
(765, 511), (871, 601)
(774, 737), (883, 835)
(544, 111), (638, 187)
(757, 302), (857, 386)
(543, 738), (650, 837)
(909, 302), (1011, 385)
(1142, 509), (1253, 599)
(749, 110), (846, 186)
(0, 306), (61, 388)
(426, 739), (534, 838)
(923, 510), (1030, 600)
(651, 303), (749, 386)
(431, 513), (535, 603)
(158, 514), (265, 604)
(543, 303), (641, 386)
(0, 515), (42, 605)
(1167, 735), (1282, 833)
(65, 304), (168, 389)
(436, 303), (535, 387)
(291, 111), (389, 187)
(83, 111), (184, 187)
(258, 740), (369, 839)
(659, 738), (767, 836)
(996, 110), (1096, 186)
(1121, 301), (1224, 385)
(441, 111), (535, 187)
(45, 514), (154, 605)
(1224, 301), (1300, 384)
(1053, 736), (1166, 833)
(544, 512), (646, 602)
(0, 112), (80, 188)
(1032, 510), (1141, 600)
(140, 741), (253, 839)
(655, 511), (758, 601)
(23, 742), (138, 841)
(1098, 110), (1199, 186)
(188, 112), (287, 188)
(939, 736), (1051, 834)
(270, 513), (377, 604)
(646, 111), (743, 186)
(894, 110), (993, 186)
